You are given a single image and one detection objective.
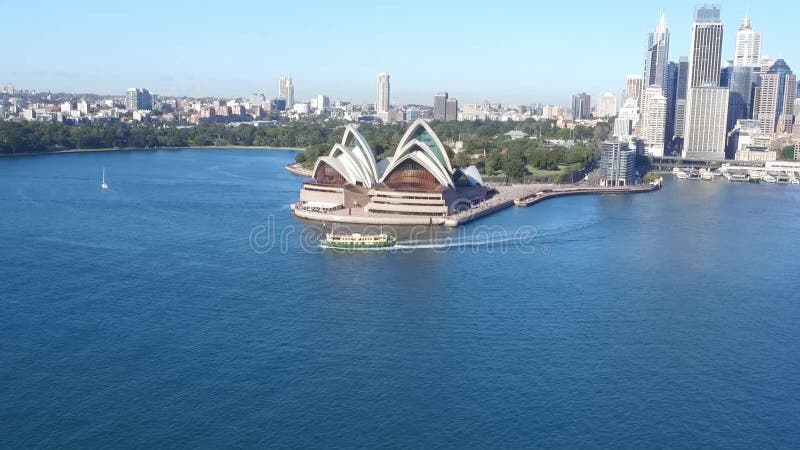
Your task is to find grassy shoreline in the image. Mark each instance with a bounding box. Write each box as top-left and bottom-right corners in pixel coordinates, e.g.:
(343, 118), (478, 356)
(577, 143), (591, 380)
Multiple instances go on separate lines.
(0, 145), (306, 158)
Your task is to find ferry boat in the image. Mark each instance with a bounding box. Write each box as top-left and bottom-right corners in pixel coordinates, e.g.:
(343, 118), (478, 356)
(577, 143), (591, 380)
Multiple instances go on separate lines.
(764, 174), (777, 183)
(776, 175), (790, 184)
(319, 231), (396, 250)
(727, 172), (748, 182)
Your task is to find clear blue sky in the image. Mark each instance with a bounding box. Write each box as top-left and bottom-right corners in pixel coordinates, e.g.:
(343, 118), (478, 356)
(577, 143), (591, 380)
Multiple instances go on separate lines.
(2, 0), (797, 105)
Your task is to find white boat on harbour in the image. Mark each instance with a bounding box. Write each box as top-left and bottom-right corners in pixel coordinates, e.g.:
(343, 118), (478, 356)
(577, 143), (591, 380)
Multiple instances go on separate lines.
(726, 172), (748, 182)
(675, 171), (689, 180)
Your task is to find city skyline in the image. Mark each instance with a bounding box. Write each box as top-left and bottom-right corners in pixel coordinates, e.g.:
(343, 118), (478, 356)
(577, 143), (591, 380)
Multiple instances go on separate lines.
(2, 1), (799, 105)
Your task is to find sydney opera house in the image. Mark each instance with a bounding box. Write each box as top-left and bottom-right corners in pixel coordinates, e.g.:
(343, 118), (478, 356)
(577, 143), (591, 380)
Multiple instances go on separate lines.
(294, 119), (489, 223)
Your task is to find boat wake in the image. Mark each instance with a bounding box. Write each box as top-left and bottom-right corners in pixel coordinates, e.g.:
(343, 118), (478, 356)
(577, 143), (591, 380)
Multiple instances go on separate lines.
(394, 236), (522, 250)
(394, 217), (605, 251)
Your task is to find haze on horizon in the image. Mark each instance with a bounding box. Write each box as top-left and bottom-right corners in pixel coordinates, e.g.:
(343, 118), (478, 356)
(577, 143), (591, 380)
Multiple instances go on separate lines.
(3, 0), (798, 105)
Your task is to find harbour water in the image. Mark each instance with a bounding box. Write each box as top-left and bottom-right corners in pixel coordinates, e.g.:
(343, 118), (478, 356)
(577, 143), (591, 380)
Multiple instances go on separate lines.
(2, 149), (800, 447)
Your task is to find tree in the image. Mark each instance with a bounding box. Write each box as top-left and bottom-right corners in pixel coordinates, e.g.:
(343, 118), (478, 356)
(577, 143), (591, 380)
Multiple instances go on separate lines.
(504, 157), (527, 181)
(484, 150), (502, 175)
(781, 145), (795, 161)
(453, 151), (472, 168)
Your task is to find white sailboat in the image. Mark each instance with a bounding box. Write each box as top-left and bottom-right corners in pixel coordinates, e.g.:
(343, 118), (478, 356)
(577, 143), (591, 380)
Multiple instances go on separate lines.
(101, 168), (109, 190)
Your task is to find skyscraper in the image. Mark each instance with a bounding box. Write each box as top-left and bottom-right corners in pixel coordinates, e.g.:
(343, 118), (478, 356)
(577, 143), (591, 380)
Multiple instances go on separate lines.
(733, 12), (762, 67)
(665, 61), (679, 145)
(685, 87), (729, 159)
(755, 59), (797, 134)
(572, 93), (591, 119)
(639, 86), (667, 156)
(727, 13), (762, 132)
(433, 92), (448, 121)
(727, 66), (758, 131)
(625, 75), (644, 106)
(673, 57), (689, 140)
(376, 72), (390, 113)
(644, 14), (670, 91)
(279, 75), (294, 108)
(687, 5), (724, 87)
(597, 93), (618, 118)
(683, 5), (728, 160)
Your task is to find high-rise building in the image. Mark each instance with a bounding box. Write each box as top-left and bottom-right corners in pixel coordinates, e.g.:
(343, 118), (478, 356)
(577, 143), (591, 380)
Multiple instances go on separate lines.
(726, 13), (762, 132)
(665, 62), (679, 145)
(613, 98), (640, 138)
(625, 75), (644, 105)
(434, 92), (448, 121)
(754, 59), (797, 134)
(720, 63), (733, 87)
(597, 92), (618, 118)
(445, 98), (458, 121)
(572, 92), (591, 119)
(279, 75), (294, 108)
(376, 72), (390, 113)
(3, 83), (13, 95)
(125, 88), (153, 111)
(684, 87), (729, 160)
(684, 5), (727, 159)
(639, 86), (667, 156)
(733, 12), (762, 67)
(727, 66), (758, 131)
(687, 5), (724, 87)
(673, 57), (689, 139)
(794, 95), (800, 120)
(644, 14), (670, 91)
(316, 94), (330, 114)
(759, 56), (775, 76)
(599, 140), (636, 186)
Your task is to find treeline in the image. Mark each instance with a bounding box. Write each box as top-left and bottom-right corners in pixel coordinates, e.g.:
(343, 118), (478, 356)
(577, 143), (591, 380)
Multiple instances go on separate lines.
(295, 119), (611, 169)
(0, 121), (341, 155)
(2, 119), (611, 182)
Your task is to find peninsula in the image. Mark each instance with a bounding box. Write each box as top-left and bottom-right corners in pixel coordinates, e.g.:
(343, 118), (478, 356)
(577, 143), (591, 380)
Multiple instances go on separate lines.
(291, 120), (660, 227)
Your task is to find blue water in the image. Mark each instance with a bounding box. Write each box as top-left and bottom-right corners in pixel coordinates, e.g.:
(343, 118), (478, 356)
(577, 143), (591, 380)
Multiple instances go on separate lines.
(2, 149), (800, 448)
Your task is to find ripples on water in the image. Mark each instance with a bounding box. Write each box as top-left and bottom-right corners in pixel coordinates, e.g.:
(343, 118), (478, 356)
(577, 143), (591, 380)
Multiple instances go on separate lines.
(2, 150), (800, 447)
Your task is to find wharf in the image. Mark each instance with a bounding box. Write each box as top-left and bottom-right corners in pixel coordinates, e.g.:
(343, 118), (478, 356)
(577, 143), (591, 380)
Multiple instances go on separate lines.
(293, 180), (662, 228)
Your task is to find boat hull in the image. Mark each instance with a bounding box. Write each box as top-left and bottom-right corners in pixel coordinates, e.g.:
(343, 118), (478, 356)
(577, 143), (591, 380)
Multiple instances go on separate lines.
(319, 241), (396, 250)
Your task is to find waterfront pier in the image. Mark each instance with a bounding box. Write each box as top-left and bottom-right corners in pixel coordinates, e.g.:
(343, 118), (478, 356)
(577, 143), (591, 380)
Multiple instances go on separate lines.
(294, 181), (662, 228)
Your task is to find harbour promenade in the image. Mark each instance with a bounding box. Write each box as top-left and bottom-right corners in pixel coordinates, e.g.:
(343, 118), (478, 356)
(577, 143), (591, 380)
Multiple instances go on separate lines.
(292, 180), (662, 227)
